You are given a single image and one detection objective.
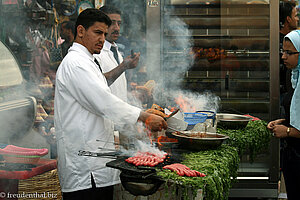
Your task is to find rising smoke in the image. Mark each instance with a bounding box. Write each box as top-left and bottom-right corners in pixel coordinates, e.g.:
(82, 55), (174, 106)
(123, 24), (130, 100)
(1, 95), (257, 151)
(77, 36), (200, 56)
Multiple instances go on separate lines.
(146, 5), (220, 113)
(113, 0), (220, 113)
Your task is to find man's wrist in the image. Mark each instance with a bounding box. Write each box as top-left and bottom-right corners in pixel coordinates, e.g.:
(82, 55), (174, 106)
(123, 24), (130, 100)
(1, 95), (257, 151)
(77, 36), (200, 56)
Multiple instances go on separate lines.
(138, 111), (150, 123)
(286, 127), (291, 137)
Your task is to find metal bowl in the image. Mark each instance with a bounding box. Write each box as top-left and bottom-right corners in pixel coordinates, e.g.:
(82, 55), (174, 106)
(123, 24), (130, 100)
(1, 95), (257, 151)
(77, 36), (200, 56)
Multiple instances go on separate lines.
(216, 113), (252, 129)
(171, 131), (229, 151)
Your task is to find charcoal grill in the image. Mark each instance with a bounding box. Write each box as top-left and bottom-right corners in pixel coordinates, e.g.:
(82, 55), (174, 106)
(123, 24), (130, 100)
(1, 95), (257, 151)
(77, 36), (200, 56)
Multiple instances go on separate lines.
(105, 150), (187, 196)
(107, 155), (174, 196)
(79, 146), (188, 196)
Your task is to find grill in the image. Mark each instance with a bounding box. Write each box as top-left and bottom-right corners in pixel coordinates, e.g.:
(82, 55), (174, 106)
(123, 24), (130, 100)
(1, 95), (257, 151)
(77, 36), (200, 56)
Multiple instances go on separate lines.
(103, 149), (187, 196)
(107, 157), (157, 176)
(106, 148), (188, 171)
(106, 154), (182, 196)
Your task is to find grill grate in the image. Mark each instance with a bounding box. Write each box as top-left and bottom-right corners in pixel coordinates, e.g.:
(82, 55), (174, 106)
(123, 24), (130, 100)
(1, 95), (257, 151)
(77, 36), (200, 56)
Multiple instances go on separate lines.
(106, 149), (187, 176)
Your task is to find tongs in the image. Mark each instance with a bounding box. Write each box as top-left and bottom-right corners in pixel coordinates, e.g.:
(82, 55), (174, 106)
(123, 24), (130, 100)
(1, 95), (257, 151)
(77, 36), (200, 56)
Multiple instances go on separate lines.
(78, 150), (122, 158)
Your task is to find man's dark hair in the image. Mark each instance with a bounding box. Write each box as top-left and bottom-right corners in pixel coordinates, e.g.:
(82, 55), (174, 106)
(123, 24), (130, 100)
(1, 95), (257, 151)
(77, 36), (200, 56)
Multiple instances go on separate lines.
(74, 8), (112, 39)
(61, 20), (75, 36)
(280, 1), (296, 29)
(99, 5), (122, 15)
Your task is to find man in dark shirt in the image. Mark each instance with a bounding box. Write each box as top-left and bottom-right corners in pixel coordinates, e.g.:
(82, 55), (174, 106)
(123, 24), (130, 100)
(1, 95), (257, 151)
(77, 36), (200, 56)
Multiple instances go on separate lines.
(60, 20), (75, 57)
(279, 1), (298, 98)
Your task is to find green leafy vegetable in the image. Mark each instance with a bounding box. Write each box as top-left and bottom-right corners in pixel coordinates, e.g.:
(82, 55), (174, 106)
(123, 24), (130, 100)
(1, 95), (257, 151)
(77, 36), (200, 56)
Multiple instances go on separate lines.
(157, 120), (271, 199)
(157, 145), (239, 200)
(217, 120), (272, 162)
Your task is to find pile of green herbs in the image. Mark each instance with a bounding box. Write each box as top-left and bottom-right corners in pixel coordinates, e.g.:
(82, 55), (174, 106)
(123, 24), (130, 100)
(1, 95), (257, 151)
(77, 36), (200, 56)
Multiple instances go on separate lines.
(156, 145), (239, 200)
(217, 120), (272, 162)
(156, 120), (271, 199)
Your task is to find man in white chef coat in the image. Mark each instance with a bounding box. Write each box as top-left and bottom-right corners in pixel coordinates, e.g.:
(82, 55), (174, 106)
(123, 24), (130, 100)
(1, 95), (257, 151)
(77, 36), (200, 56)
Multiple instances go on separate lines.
(54, 9), (167, 200)
(94, 5), (137, 102)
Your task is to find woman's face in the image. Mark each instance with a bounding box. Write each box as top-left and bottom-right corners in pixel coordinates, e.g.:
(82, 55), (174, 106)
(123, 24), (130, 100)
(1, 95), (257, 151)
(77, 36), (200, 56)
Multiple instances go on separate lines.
(282, 40), (299, 69)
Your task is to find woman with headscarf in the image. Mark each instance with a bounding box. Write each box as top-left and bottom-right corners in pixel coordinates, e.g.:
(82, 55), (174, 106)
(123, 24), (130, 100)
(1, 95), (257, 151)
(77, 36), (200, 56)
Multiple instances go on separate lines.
(267, 30), (300, 200)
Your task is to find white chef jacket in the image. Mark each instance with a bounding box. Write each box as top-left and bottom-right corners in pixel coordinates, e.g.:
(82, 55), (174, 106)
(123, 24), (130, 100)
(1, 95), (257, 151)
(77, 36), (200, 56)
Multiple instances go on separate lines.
(54, 42), (141, 193)
(94, 40), (127, 102)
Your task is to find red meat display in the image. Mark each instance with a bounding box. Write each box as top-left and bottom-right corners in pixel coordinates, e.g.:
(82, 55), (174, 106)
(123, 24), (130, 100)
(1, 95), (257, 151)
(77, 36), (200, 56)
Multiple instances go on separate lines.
(125, 151), (167, 167)
(163, 163), (206, 177)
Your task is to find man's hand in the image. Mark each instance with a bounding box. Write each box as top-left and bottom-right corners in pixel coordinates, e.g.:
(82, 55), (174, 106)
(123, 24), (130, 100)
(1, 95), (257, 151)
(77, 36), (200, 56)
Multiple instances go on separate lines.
(103, 52), (140, 86)
(138, 111), (168, 132)
(122, 52), (140, 70)
(271, 125), (288, 138)
(267, 119), (285, 130)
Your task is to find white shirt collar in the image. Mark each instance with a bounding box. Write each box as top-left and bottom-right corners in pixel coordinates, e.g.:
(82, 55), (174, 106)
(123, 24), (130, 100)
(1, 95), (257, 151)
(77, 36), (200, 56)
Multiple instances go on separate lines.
(104, 40), (118, 51)
(70, 42), (95, 61)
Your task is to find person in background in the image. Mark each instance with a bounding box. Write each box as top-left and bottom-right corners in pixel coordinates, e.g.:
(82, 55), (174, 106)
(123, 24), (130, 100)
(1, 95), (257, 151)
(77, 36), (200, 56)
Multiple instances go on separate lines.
(278, 1), (298, 178)
(94, 5), (139, 102)
(279, 1), (298, 113)
(60, 20), (75, 57)
(116, 34), (131, 58)
(54, 9), (167, 200)
(94, 5), (143, 149)
(267, 30), (300, 200)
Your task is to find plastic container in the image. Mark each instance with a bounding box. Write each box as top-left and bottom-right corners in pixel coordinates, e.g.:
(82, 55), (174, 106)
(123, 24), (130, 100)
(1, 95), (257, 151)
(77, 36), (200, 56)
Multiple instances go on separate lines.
(196, 111), (216, 126)
(184, 112), (208, 130)
(184, 112), (208, 125)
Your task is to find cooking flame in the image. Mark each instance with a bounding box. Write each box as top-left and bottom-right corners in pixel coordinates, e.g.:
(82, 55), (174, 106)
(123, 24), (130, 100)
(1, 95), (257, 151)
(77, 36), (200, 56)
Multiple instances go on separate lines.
(157, 136), (178, 146)
(157, 136), (163, 146)
(174, 95), (196, 112)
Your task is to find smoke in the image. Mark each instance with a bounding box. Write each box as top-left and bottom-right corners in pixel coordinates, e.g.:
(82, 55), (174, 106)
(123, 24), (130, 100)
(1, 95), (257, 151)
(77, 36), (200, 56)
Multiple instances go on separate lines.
(120, 139), (166, 157)
(135, 140), (166, 156)
(115, 1), (220, 110)
(109, 1), (220, 143)
(0, 11), (54, 151)
(151, 88), (220, 113)
(159, 13), (194, 89)
(144, 5), (220, 113)
(0, 40), (38, 144)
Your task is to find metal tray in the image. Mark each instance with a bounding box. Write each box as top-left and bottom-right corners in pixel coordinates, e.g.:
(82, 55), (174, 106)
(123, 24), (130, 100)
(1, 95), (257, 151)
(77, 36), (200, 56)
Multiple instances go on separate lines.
(171, 131), (229, 150)
(216, 113), (252, 129)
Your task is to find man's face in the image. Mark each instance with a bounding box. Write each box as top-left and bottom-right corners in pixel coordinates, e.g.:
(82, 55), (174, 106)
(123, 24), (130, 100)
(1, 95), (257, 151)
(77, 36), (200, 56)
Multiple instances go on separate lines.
(288, 7), (299, 30)
(106, 13), (121, 43)
(282, 40), (299, 70)
(77, 21), (108, 54)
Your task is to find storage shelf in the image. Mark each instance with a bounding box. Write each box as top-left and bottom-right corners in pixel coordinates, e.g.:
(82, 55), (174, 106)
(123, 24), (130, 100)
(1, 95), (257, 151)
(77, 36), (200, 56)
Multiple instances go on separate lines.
(165, 3), (269, 8)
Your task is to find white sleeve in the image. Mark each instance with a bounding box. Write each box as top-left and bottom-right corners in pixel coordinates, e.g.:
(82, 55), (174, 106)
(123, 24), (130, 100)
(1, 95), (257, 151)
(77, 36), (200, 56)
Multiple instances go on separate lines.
(60, 64), (141, 125)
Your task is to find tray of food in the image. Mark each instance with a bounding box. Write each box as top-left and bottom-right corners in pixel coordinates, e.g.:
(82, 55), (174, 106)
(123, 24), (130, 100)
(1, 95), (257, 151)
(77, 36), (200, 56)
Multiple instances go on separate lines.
(171, 131), (229, 151)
